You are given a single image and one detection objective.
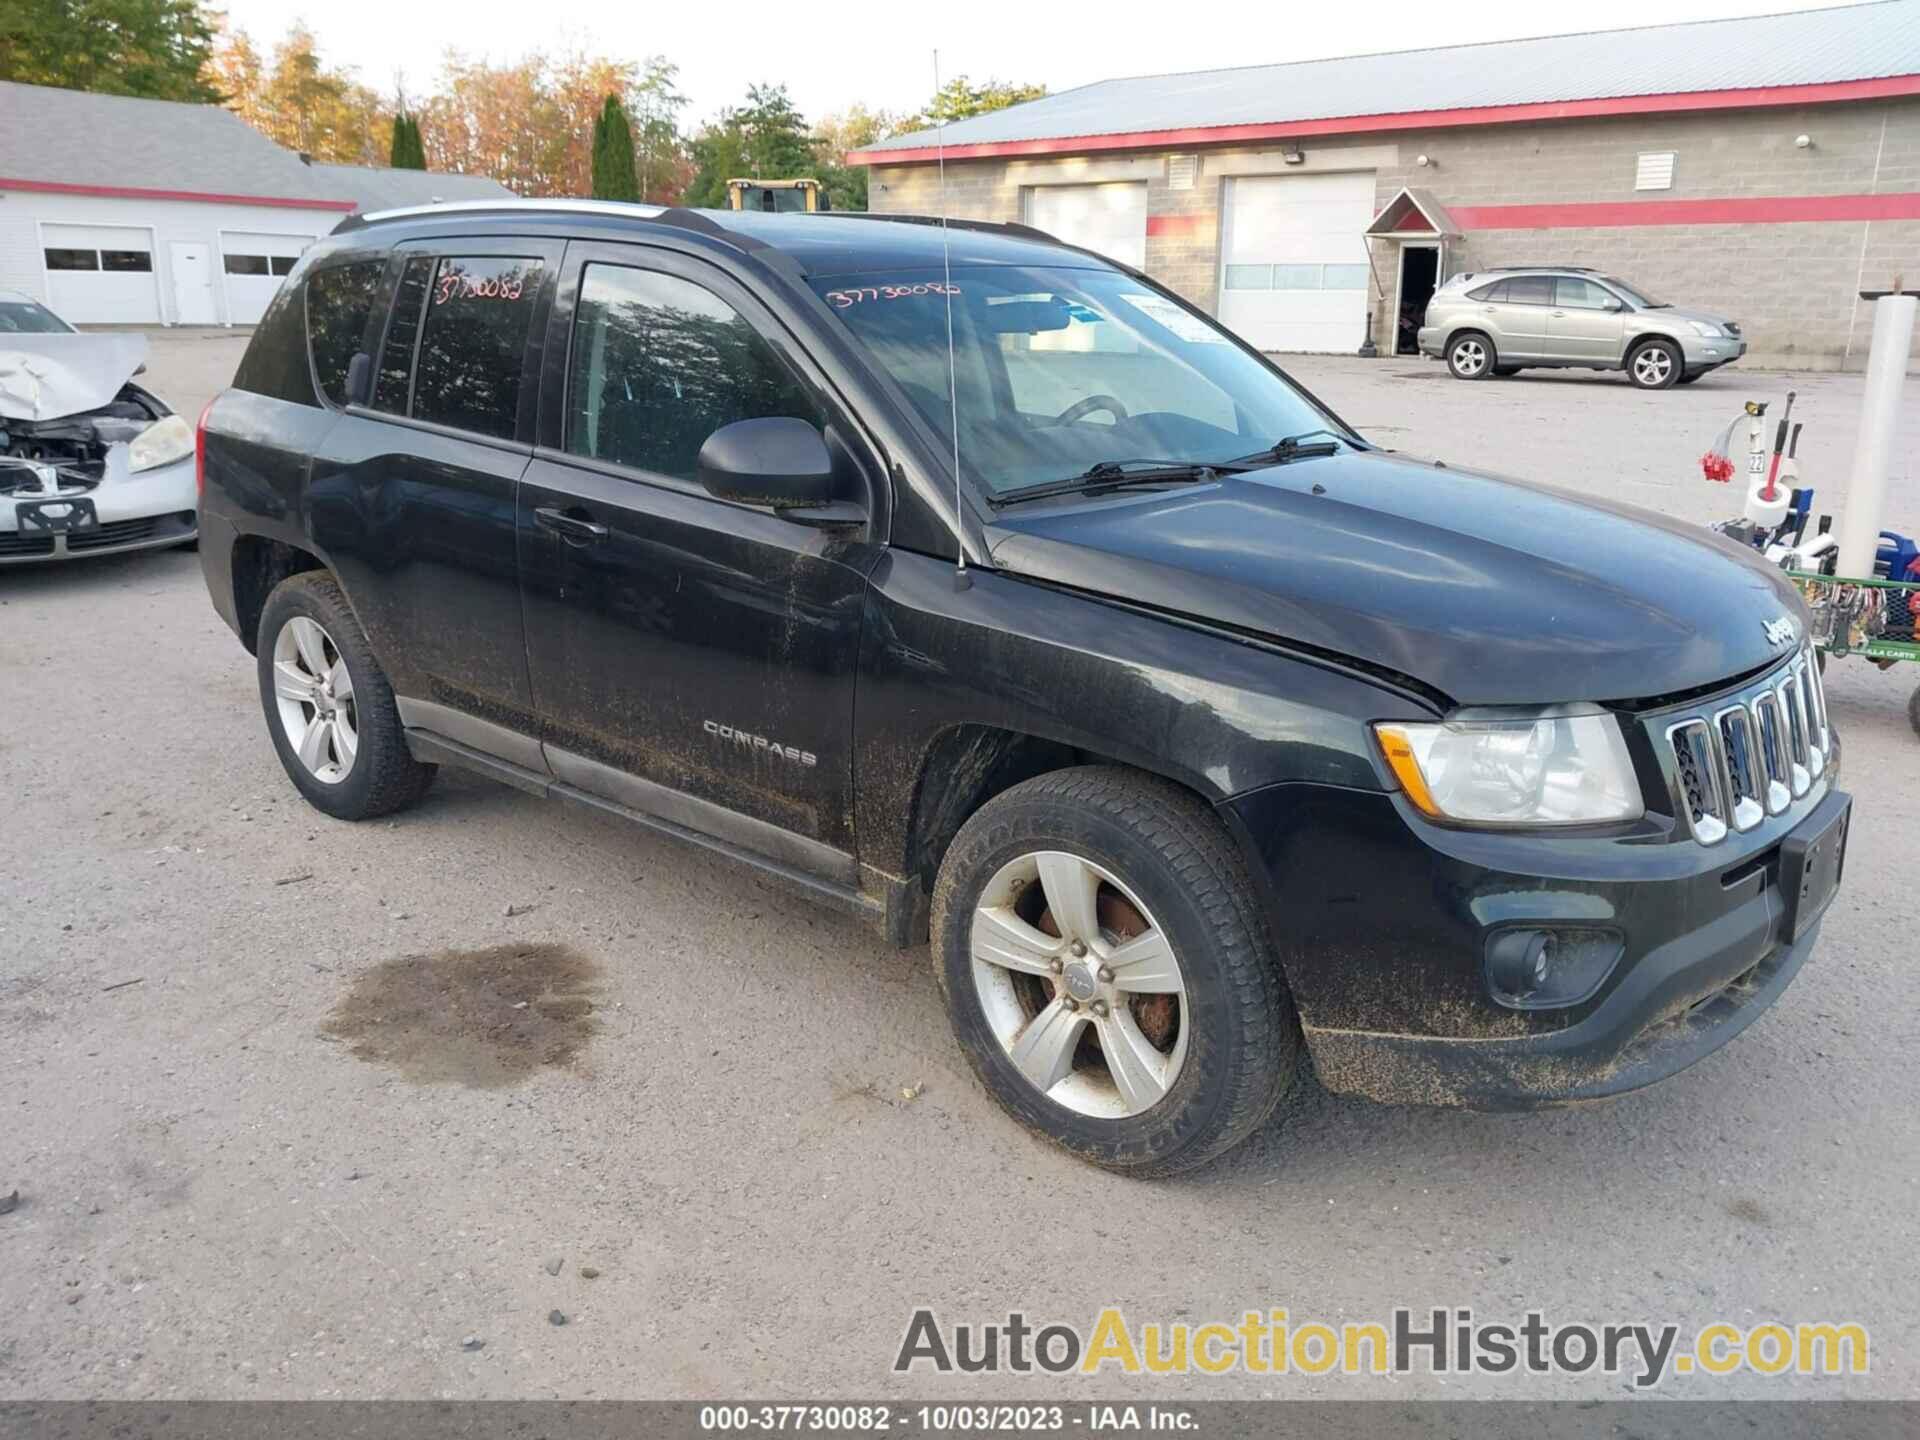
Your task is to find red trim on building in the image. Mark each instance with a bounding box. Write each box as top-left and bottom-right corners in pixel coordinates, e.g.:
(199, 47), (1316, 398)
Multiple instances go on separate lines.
(847, 75), (1920, 165)
(1145, 213), (1210, 237)
(0, 176), (357, 212)
(1451, 192), (1920, 229)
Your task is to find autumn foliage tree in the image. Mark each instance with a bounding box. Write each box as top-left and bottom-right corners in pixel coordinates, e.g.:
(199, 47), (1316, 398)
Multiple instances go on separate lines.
(207, 22), (385, 163)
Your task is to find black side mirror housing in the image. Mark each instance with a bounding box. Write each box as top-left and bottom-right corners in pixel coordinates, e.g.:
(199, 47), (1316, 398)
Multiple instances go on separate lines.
(697, 417), (847, 516)
(345, 350), (374, 406)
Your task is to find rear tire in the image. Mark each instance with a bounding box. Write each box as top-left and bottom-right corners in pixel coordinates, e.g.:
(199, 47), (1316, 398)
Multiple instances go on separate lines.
(1447, 332), (1496, 380)
(932, 766), (1300, 1177)
(1628, 339), (1682, 390)
(256, 571), (435, 821)
(1907, 683), (1920, 742)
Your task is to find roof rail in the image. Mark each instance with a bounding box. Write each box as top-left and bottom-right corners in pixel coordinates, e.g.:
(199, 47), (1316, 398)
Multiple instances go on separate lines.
(1480, 264), (1599, 273)
(338, 197), (670, 231)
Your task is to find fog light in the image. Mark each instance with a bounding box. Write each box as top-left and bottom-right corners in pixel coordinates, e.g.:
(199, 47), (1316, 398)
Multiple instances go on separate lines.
(1485, 927), (1624, 1010)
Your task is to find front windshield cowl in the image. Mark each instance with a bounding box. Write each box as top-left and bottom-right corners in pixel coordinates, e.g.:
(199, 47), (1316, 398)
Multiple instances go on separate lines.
(810, 264), (1352, 500)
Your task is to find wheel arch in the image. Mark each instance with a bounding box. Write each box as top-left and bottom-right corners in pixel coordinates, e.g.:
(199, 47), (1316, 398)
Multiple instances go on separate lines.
(1627, 330), (1680, 359)
(230, 534), (327, 655)
(1446, 325), (1496, 357)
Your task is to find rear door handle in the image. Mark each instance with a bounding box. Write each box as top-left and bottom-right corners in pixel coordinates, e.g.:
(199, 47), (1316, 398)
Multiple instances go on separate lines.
(533, 506), (610, 545)
(1550, 310), (1567, 318)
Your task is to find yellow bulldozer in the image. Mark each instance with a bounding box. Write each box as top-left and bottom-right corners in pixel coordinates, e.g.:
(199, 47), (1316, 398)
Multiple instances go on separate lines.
(726, 178), (827, 213)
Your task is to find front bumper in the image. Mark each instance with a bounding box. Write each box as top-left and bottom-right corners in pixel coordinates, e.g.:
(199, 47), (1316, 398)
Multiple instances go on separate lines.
(1681, 332), (1747, 371)
(1223, 747), (1844, 1111)
(0, 453), (196, 563)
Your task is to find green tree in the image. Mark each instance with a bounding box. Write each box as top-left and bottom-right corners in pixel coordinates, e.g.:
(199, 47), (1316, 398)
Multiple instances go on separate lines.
(1, 0), (218, 101)
(630, 55), (686, 203)
(389, 112), (425, 168)
(913, 75), (1046, 128)
(591, 93), (639, 201)
(686, 83), (814, 209)
(812, 105), (896, 212)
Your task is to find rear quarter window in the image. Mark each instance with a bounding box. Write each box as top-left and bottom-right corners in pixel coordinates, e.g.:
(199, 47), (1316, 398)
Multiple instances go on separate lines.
(233, 277), (320, 407)
(305, 260), (385, 408)
(1466, 280), (1507, 302)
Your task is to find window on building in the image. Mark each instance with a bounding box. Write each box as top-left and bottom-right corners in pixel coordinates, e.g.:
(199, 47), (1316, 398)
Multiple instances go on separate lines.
(224, 254), (271, 276)
(272, 256), (298, 276)
(409, 256), (544, 440)
(372, 257), (432, 414)
(1224, 265), (1272, 290)
(305, 260), (386, 409)
(1554, 277), (1618, 310)
(1505, 275), (1553, 305)
(100, 250), (153, 273)
(566, 264), (820, 481)
(44, 248), (99, 271)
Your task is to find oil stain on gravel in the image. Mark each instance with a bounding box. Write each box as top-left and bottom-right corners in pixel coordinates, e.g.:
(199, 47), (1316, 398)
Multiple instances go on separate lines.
(323, 943), (601, 1087)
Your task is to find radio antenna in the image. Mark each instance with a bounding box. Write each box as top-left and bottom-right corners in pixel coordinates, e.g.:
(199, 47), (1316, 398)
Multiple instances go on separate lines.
(934, 48), (967, 583)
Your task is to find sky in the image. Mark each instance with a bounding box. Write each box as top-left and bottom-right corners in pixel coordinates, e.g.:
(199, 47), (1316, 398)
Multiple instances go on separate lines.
(215, 0), (1869, 128)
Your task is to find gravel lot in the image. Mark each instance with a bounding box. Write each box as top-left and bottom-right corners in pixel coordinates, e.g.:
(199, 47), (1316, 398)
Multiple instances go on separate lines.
(2, 332), (1916, 1401)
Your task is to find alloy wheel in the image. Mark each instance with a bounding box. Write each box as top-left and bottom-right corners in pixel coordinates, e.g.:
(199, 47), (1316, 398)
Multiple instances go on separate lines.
(1451, 339), (1487, 377)
(1632, 345), (1674, 386)
(970, 851), (1190, 1118)
(271, 615), (358, 785)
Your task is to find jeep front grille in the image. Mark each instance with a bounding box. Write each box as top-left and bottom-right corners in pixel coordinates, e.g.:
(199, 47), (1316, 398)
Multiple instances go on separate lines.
(1662, 649), (1827, 844)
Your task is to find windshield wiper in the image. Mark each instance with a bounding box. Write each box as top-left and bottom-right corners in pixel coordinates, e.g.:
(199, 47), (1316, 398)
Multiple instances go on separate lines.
(989, 459), (1222, 507)
(1222, 429), (1349, 469)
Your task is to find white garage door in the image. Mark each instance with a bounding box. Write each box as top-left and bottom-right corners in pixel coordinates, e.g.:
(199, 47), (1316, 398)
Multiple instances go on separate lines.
(1025, 183), (1147, 270)
(1218, 172), (1375, 352)
(222, 231), (316, 324)
(41, 223), (160, 324)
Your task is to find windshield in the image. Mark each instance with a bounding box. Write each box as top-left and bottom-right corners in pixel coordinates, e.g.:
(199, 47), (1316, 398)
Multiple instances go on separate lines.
(1602, 276), (1665, 309)
(810, 265), (1345, 494)
(0, 299), (73, 334)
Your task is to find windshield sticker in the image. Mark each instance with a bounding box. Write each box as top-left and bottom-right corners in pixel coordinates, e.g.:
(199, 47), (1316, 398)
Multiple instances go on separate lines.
(824, 283), (960, 309)
(1117, 292), (1226, 343)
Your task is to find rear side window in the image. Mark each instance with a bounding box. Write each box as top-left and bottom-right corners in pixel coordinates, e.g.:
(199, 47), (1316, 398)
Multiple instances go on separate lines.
(1505, 275), (1552, 305)
(305, 261), (384, 408)
(409, 257), (544, 440)
(565, 264), (821, 481)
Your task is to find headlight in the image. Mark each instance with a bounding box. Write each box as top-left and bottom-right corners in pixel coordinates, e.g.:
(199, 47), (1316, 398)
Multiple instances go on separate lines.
(1374, 707), (1642, 827)
(129, 415), (193, 472)
(1686, 320), (1724, 338)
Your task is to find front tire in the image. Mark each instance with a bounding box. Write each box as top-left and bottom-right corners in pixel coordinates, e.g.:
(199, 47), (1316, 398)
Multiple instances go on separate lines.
(256, 571), (435, 821)
(932, 767), (1300, 1177)
(1447, 332), (1496, 380)
(1629, 339), (1682, 390)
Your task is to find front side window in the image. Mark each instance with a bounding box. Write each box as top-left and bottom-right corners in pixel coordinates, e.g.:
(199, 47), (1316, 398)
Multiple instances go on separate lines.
(408, 256), (544, 440)
(811, 266), (1338, 495)
(566, 264), (821, 481)
(305, 260), (384, 408)
(1603, 276), (1664, 308)
(1555, 277), (1616, 310)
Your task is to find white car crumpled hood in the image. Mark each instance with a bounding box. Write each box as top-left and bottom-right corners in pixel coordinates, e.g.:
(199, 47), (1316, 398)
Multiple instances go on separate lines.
(0, 335), (150, 422)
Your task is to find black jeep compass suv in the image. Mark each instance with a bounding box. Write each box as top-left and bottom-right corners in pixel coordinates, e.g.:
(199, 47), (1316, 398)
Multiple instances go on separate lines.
(197, 200), (1849, 1175)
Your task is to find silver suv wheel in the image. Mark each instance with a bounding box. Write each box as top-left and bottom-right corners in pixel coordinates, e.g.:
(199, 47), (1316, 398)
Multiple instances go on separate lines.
(1631, 343), (1676, 388)
(1448, 335), (1490, 379)
(271, 615), (358, 784)
(970, 849), (1190, 1118)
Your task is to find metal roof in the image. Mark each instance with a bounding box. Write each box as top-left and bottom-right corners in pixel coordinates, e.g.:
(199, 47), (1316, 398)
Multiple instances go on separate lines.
(0, 81), (350, 204)
(307, 164), (516, 213)
(855, 1), (1920, 159)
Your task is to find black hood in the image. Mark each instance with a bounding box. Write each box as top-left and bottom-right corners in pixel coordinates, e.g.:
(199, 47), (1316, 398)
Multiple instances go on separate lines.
(986, 449), (1807, 707)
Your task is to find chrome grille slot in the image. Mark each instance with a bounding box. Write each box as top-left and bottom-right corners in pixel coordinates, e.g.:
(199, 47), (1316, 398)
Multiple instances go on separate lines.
(1714, 705), (1766, 832)
(1800, 659), (1828, 775)
(1667, 718), (1728, 844)
(1751, 691), (1792, 814)
(1777, 672), (1812, 796)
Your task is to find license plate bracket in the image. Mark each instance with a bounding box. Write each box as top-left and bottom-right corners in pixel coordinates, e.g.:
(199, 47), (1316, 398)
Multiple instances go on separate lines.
(16, 496), (98, 533)
(1781, 791), (1850, 942)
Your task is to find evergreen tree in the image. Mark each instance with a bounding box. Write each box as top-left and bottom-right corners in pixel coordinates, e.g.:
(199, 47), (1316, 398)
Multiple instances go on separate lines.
(389, 113), (425, 169)
(591, 93), (639, 201)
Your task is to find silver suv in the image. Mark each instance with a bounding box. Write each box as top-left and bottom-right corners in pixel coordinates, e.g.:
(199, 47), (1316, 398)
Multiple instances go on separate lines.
(1418, 268), (1745, 389)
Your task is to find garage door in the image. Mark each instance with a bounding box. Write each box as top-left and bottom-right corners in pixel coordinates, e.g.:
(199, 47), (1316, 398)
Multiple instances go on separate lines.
(222, 232), (316, 324)
(1025, 183), (1147, 270)
(41, 223), (160, 324)
(1218, 172), (1375, 352)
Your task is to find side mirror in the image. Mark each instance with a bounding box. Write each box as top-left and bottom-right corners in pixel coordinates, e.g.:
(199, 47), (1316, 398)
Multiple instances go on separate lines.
(697, 417), (860, 524)
(1604, 299), (1627, 313)
(345, 351), (374, 406)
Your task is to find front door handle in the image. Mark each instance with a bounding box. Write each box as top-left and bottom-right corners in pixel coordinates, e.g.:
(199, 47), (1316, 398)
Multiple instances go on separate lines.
(1550, 310), (1567, 318)
(534, 506), (610, 546)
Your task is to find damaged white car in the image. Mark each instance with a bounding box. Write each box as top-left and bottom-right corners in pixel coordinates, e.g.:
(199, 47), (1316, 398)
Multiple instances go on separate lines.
(1, 291), (197, 564)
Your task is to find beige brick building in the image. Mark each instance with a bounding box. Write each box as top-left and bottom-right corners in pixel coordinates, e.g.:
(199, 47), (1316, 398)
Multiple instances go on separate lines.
(851, 4), (1920, 371)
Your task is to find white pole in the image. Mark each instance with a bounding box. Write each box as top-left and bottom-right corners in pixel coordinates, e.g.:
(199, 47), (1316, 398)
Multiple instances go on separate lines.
(1836, 292), (1917, 577)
